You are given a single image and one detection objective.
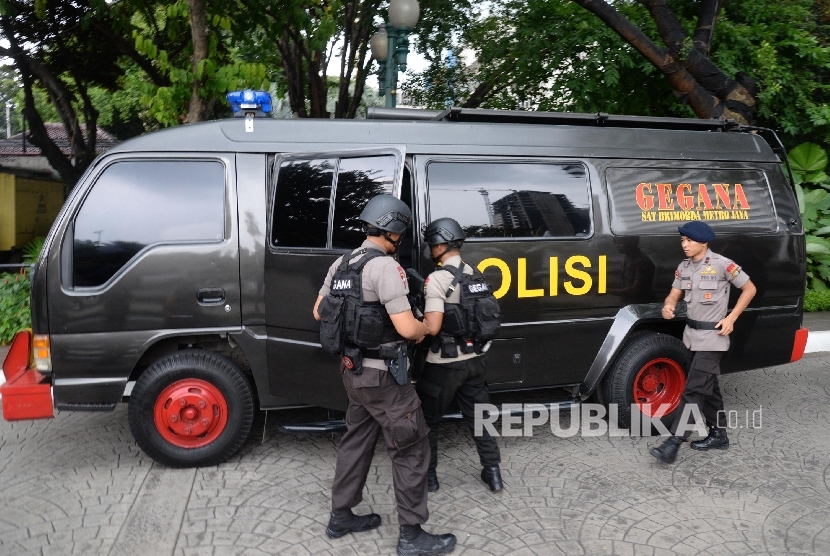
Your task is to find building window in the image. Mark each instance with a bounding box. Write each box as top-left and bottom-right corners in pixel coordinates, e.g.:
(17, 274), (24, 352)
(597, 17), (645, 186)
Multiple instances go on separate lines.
(73, 160), (225, 288)
(427, 161), (591, 238)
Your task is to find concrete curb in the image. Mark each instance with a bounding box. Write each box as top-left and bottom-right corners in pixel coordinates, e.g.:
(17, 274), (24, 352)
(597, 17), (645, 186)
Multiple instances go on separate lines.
(805, 329), (830, 353)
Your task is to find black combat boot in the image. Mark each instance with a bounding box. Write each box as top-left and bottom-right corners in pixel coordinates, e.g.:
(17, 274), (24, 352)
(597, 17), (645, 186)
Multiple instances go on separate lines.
(397, 524), (456, 556)
(649, 436), (683, 464)
(481, 466), (503, 491)
(427, 469), (440, 493)
(325, 508), (381, 539)
(690, 427), (729, 451)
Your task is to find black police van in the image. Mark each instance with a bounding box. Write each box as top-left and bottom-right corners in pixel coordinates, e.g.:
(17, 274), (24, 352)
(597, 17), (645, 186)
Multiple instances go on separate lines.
(1, 100), (808, 467)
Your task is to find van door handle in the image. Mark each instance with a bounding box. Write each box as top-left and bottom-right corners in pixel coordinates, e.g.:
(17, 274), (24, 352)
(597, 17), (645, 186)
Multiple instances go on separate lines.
(197, 288), (226, 305)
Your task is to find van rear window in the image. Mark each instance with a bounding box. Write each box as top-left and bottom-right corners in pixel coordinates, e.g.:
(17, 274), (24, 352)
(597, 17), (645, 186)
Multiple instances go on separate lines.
(427, 161), (591, 239)
(606, 167), (778, 234)
(73, 160), (225, 288)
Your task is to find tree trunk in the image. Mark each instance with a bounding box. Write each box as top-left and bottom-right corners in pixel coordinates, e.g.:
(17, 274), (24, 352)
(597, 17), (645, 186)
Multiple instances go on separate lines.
(185, 0), (210, 123)
(572, 0), (756, 123)
(1, 23), (84, 193)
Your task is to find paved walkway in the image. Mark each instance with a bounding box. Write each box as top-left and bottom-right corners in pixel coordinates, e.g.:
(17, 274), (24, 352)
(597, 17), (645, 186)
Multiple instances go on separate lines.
(2, 350), (830, 555)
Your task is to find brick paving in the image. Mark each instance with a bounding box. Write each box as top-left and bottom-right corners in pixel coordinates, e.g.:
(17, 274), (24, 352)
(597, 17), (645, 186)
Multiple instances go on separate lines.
(1, 352), (830, 555)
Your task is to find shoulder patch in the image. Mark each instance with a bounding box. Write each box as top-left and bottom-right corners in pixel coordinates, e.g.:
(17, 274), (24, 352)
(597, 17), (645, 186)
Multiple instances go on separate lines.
(424, 276), (430, 292)
(675, 269), (681, 278)
(397, 265), (407, 288)
(726, 262), (741, 278)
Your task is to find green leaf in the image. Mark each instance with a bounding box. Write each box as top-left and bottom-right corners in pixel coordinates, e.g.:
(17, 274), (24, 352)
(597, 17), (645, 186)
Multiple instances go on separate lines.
(789, 143), (828, 174)
(796, 183), (805, 214)
(806, 242), (830, 255)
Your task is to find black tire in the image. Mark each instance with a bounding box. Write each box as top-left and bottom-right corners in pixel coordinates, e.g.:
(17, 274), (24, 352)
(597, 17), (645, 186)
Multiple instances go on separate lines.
(603, 333), (687, 434)
(128, 350), (255, 467)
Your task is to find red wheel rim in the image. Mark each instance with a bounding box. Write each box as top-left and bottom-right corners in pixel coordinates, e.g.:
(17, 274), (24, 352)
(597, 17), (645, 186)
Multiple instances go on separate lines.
(153, 379), (229, 448)
(633, 358), (685, 417)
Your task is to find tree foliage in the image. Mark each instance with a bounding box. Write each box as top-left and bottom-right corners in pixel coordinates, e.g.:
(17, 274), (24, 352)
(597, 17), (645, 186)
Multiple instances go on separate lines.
(404, 0), (830, 146)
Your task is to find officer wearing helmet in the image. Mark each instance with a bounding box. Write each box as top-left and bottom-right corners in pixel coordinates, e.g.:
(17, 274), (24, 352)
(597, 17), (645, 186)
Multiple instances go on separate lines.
(313, 194), (456, 556)
(417, 217), (503, 493)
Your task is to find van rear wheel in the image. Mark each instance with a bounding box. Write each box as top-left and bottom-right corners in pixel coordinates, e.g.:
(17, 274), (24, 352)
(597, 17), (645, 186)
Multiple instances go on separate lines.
(128, 350), (254, 467)
(604, 333), (687, 432)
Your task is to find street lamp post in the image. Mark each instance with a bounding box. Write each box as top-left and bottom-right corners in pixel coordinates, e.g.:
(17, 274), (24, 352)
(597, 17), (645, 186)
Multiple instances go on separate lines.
(370, 0), (420, 108)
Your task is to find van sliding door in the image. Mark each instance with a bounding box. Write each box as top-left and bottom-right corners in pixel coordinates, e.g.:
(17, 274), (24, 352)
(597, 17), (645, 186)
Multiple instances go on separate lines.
(264, 147), (406, 410)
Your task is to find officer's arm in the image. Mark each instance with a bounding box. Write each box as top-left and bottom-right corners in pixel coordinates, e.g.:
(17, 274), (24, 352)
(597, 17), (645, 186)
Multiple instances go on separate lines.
(716, 279), (757, 335)
(389, 311), (430, 342)
(424, 312), (444, 336)
(662, 288), (683, 320)
(313, 295), (323, 321)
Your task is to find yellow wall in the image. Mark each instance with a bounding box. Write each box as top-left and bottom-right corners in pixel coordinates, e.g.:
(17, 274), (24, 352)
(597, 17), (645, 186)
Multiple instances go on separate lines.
(0, 174), (16, 251)
(0, 174), (64, 251)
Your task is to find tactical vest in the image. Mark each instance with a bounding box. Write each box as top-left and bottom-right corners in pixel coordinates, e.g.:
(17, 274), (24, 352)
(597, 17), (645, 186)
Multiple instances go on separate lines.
(431, 263), (501, 358)
(318, 248), (403, 355)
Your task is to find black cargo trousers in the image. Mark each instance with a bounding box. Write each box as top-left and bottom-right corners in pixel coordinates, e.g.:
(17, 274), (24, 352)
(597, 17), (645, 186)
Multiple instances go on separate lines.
(670, 350), (725, 439)
(331, 363), (430, 526)
(416, 356), (501, 472)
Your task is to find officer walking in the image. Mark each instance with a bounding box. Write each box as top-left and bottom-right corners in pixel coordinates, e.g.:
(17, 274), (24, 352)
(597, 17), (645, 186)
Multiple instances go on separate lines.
(417, 218), (503, 492)
(313, 194), (456, 556)
(650, 221), (756, 464)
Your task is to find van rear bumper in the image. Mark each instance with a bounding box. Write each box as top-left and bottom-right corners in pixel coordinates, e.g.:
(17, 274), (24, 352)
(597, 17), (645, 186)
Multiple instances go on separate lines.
(1, 330), (54, 420)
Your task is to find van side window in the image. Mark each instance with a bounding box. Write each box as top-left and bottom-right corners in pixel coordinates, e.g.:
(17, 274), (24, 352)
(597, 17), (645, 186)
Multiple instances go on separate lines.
(272, 159), (335, 248)
(73, 160), (225, 288)
(271, 154), (396, 250)
(332, 155), (396, 249)
(427, 161), (591, 238)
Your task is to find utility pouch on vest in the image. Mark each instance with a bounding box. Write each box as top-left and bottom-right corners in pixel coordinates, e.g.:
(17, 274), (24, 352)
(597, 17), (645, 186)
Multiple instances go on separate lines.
(318, 296), (346, 355)
(442, 304), (467, 337)
(387, 343), (409, 385)
(342, 344), (363, 375)
(473, 296), (501, 340)
(438, 334), (459, 358)
(354, 305), (385, 347)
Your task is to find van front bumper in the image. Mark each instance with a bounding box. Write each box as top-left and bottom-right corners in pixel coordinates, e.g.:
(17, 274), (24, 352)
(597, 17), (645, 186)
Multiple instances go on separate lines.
(1, 330), (54, 420)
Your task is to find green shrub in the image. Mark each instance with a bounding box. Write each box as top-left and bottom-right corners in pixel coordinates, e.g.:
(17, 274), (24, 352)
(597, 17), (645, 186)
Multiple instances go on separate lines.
(804, 288), (830, 312)
(790, 142), (830, 289)
(23, 236), (45, 264)
(0, 271), (31, 345)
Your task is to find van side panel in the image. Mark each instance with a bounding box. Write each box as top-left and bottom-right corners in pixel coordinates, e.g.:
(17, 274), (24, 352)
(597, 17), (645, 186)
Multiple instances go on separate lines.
(48, 154), (243, 408)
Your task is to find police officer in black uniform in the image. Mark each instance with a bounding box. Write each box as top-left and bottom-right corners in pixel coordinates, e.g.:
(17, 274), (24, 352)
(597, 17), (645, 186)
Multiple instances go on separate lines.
(650, 221), (756, 464)
(417, 218), (503, 492)
(313, 195), (456, 556)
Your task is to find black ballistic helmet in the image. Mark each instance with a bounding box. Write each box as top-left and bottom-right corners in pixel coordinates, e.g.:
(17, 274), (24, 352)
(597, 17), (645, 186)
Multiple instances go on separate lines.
(424, 217), (466, 248)
(359, 194), (412, 235)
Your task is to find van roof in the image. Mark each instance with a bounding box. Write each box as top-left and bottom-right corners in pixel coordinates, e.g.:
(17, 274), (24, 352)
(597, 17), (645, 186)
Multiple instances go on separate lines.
(110, 110), (778, 163)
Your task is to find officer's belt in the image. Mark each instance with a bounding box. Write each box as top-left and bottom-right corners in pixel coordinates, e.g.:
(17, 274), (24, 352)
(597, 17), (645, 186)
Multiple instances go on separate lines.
(686, 318), (719, 330)
(359, 345), (401, 360)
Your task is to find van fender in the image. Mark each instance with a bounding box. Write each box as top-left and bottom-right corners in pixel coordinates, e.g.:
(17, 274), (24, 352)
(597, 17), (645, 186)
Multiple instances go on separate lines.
(578, 303), (686, 399)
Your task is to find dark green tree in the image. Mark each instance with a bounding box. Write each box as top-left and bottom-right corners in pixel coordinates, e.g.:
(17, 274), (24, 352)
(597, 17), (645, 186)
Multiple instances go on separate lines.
(404, 0), (830, 146)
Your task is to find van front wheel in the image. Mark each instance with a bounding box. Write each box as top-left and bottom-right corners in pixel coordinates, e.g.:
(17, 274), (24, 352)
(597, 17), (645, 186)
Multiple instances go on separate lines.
(603, 333), (687, 432)
(128, 350), (255, 467)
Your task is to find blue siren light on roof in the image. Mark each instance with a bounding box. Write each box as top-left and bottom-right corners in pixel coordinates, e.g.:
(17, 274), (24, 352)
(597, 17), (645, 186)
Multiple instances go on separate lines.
(227, 90), (272, 114)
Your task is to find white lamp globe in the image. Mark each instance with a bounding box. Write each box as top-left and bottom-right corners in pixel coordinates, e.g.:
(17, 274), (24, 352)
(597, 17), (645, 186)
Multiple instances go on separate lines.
(389, 0), (419, 29)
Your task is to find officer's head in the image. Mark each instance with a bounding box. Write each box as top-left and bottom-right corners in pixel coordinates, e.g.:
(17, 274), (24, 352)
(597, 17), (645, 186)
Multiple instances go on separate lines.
(423, 217), (465, 263)
(678, 221), (715, 258)
(359, 194), (412, 253)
